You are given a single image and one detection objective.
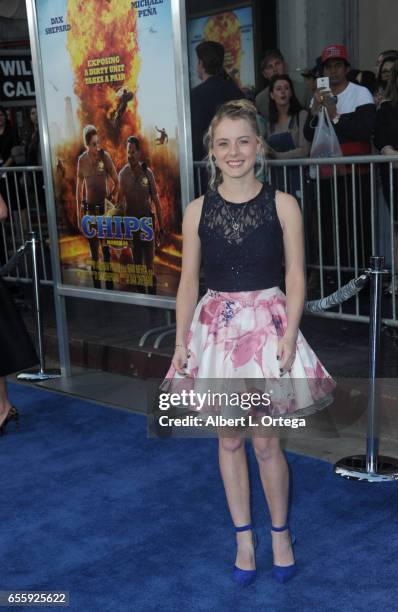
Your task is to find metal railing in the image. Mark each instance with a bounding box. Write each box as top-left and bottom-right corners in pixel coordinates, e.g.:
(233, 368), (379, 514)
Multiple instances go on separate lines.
(2, 158), (398, 329)
(0, 231), (61, 382)
(0, 165), (51, 284)
(194, 155), (398, 327)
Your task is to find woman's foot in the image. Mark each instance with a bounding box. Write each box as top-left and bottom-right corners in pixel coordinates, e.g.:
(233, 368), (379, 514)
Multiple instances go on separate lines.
(271, 529), (295, 567)
(235, 529), (256, 571)
(0, 401), (13, 429)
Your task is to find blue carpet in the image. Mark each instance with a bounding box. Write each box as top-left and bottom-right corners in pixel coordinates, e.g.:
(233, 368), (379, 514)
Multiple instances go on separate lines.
(1, 382), (397, 612)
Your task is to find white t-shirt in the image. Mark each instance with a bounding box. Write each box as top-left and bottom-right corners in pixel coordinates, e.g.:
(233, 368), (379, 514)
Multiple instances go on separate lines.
(310, 81), (374, 114)
(335, 81), (374, 114)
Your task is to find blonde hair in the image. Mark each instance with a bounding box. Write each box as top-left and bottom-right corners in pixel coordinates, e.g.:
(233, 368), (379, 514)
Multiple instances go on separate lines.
(203, 99), (266, 191)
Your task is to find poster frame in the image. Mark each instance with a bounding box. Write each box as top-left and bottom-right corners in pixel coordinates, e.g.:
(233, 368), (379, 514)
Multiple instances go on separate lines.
(25, 0), (194, 374)
(187, 1), (252, 21)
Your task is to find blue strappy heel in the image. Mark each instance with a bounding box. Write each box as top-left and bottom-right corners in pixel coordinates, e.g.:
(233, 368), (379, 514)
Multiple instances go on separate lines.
(271, 524), (296, 583)
(231, 523), (258, 587)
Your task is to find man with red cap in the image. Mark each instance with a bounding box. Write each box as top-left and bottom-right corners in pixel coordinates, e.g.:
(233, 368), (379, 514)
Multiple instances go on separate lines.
(304, 44), (376, 155)
(304, 44), (376, 274)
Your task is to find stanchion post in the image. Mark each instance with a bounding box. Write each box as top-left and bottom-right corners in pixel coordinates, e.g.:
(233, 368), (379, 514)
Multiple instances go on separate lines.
(17, 231), (61, 382)
(366, 256), (383, 473)
(334, 256), (398, 481)
(30, 230), (45, 375)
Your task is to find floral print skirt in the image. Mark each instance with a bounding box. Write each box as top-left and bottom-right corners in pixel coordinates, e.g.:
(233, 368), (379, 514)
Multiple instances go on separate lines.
(160, 287), (336, 417)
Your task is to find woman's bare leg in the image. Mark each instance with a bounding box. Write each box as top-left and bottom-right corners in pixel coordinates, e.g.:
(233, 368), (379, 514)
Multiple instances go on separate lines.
(0, 377), (12, 428)
(218, 431), (255, 570)
(251, 433), (295, 567)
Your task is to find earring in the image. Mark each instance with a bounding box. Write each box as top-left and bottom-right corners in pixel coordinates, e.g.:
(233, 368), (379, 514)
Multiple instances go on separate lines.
(211, 154), (216, 162)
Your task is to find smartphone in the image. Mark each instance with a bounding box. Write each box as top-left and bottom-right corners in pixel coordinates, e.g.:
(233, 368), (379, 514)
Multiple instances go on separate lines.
(316, 76), (330, 90)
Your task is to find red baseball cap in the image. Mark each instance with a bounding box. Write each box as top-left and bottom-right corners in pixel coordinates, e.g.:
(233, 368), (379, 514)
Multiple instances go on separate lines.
(321, 44), (349, 64)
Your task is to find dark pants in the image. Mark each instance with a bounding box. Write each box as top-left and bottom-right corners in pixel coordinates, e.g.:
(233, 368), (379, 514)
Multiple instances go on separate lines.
(379, 164), (398, 219)
(84, 202), (113, 290)
(310, 172), (372, 271)
(131, 233), (156, 294)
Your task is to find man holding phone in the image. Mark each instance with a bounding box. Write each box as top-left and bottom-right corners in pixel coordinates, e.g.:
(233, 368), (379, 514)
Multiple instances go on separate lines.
(305, 44), (375, 152)
(304, 44), (376, 272)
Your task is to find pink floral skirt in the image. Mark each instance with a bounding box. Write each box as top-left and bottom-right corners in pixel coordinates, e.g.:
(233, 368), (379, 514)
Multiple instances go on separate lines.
(160, 287), (336, 417)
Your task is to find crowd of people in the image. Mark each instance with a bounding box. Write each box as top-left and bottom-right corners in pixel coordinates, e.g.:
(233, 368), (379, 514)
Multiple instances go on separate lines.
(0, 105), (43, 268)
(191, 42), (398, 293)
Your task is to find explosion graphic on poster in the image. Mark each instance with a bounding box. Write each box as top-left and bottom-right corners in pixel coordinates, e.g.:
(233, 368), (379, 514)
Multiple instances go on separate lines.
(37, 0), (182, 295)
(187, 7), (255, 93)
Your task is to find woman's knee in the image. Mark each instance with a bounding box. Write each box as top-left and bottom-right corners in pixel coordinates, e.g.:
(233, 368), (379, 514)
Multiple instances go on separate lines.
(219, 434), (245, 453)
(252, 437), (281, 463)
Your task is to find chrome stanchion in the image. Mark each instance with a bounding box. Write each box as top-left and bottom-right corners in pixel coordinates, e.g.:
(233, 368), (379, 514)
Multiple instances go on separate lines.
(334, 256), (398, 482)
(17, 231), (61, 381)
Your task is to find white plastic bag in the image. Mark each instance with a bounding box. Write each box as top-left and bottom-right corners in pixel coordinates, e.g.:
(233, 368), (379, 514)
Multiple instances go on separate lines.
(309, 106), (343, 179)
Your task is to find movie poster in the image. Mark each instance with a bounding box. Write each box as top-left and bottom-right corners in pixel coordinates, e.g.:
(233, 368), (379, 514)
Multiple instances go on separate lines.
(188, 7), (255, 95)
(36, 0), (182, 296)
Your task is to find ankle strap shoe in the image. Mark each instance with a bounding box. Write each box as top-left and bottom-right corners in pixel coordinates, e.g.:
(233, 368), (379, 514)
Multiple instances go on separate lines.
(231, 523), (257, 587)
(271, 524), (296, 583)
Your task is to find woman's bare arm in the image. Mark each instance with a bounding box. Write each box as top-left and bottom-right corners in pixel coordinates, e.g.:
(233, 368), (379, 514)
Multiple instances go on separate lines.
(275, 191), (305, 371)
(173, 196), (203, 373)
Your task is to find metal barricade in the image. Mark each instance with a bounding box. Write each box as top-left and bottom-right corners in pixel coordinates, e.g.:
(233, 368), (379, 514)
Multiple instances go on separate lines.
(194, 155), (398, 328)
(2, 158), (397, 329)
(0, 165), (51, 285)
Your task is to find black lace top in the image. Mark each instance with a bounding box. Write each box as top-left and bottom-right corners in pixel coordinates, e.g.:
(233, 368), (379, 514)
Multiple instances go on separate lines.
(198, 183), (283, 291)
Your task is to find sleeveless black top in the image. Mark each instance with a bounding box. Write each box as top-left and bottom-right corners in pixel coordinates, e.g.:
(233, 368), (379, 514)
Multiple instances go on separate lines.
(198, 183), (283, 291)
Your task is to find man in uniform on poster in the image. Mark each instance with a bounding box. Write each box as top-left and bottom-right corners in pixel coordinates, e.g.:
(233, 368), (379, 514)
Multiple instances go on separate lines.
(118, 135), (164, 294)
(76, 124), (119, 290)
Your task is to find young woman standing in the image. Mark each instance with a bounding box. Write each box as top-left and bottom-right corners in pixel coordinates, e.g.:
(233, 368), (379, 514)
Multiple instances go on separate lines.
(161, 100), (334, 585)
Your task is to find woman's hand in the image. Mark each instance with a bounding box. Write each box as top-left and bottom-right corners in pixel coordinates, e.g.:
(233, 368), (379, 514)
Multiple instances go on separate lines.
(172, 346), (191, 375)
(0, 195), (8, 221)
(277, 334), (297, 375)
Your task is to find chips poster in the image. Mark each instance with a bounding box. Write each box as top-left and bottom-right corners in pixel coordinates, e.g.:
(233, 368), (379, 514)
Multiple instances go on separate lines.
(37, 0), (182, 295)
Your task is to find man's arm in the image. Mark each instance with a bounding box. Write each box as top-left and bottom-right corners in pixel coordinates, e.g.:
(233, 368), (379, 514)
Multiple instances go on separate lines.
(332, 104), (376, 142)
(117, 171), (127, 214)
(148, 169), (163, 227)
(304, 102), (376, 143)
(105, 153), (119, 202)
(303, 91), (322, 142)
(76, 176), (84, 228)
